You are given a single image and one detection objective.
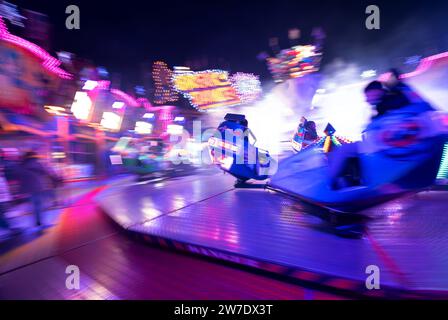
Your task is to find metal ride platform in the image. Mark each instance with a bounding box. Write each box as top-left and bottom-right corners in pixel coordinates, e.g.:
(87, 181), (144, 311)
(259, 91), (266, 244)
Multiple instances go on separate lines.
(95, 170), (448, 299)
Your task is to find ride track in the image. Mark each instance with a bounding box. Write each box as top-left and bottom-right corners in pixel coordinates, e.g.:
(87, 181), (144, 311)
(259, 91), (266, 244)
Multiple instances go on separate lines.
(95, 170), (448, 299)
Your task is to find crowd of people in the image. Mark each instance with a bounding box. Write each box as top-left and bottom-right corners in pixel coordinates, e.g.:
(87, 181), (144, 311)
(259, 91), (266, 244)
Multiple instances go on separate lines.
(0, 151), (62, 236)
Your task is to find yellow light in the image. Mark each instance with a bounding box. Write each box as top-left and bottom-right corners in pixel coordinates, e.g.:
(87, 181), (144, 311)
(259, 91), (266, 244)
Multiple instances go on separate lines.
(51, 152), (66, 159)
(173, 70), (242, 110)
(45, 105), (67, 116)
(323, 136), (331, 153)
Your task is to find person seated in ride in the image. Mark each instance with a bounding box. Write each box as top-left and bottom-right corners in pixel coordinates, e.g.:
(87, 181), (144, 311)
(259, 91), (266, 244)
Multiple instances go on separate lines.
(384, 68), (429, 106)
(297, 116), (307, 135)
(364, 80), (411, 119)
(303, 120), (318, 147)
(370, 70), (435, 116)
(292, 117), (308, 146)
(298, 116), (307, 130)
(328, 79), (429, 189)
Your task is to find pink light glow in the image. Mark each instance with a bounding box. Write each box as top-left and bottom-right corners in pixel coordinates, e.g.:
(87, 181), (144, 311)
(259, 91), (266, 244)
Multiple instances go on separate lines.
(96, 87), (165, 111)
(137, 97), (153, 111)
(378, 51), (448, 81)
(401, 51), (448, 79)
(110, 89), (140, 107)
(159, 106), (174, 132)
(138, 98), (175, 112)
(0, 17), (72, 79)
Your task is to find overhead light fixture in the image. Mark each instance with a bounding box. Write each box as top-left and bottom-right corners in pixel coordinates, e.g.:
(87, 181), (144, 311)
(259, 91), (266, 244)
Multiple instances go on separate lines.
(135, 121), (153, 134)
(100, 112), (122, 131)
(82, 80), (98, 91)
(167, 124), (183, 135)
(143, 113), (155, 119)
(71, 91), (93, 120)
(112, 101), (125, 109)
(361, 70), (377, 79)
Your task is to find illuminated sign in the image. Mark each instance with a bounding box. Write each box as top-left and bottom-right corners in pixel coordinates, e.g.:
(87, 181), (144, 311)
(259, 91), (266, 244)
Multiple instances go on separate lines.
(267, 45), (321, 83)
(173, 70), (242, 111)
(0, 20), (70, 116)
(153, 61), (178, 105)
(230, 73), (262, 104)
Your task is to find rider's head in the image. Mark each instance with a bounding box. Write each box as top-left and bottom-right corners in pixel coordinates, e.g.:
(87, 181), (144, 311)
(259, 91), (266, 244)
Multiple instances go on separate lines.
(306, 121), (316, 131)
(383, 68), (401, 89)
(364, 81), (386, 106)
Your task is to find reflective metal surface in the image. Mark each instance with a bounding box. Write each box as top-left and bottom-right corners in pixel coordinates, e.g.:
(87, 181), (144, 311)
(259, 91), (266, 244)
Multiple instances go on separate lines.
(97, 170), (448, 293)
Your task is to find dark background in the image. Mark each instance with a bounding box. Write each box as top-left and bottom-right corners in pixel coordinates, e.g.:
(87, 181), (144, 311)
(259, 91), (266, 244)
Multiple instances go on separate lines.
(12, 0), (448, 88)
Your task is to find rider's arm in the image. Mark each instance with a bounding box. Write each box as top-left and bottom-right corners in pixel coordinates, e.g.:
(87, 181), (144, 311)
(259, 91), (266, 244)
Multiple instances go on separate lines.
(394, 82), (425, 104)
(248, 129), (257, 144)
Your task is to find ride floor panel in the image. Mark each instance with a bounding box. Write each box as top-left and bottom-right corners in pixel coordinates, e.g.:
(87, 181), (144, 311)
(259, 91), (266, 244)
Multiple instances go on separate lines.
(96, 170), (448, 298)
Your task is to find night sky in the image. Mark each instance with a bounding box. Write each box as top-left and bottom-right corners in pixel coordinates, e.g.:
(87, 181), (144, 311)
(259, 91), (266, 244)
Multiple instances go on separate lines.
(12, 0), (448, 89)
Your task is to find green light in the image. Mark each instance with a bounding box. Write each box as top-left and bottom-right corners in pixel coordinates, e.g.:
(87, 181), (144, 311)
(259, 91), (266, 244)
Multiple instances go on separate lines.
(331, 136), (342, 147)
(436, 142), (448, 180)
